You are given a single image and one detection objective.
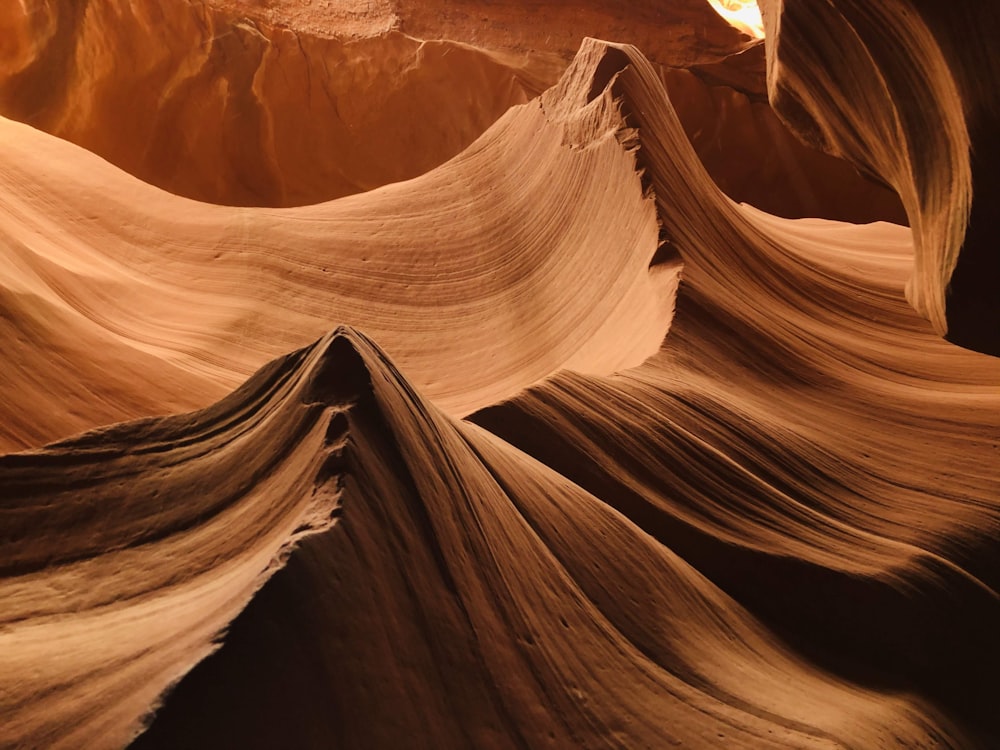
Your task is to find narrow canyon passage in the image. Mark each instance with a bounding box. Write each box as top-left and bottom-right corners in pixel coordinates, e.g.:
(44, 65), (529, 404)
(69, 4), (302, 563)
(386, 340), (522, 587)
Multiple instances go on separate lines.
(0, 2), (997, 749)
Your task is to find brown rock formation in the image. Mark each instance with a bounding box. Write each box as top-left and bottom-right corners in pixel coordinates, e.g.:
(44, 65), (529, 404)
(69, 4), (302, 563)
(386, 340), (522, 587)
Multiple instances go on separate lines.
(661, 45), (906, 224)
(1, 0), (903, 226)
(761, 0), (1000, 354)
(0, 82), (676, 450)
(0, 2), (534, 206)
(0, 33), (1000, 748)
(1, 4), (999, 750)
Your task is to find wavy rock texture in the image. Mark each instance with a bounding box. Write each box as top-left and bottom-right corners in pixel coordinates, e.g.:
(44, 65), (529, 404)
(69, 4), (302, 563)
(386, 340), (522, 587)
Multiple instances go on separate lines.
(0, 74), (678, 449)
(0, 0), (742, 207)
(1, 8), (999, 750)
(0, 1), (533, 206)
(0, 0), (903, 224)
(761, 0), (1000, 355)
(660, 48), (906, 225)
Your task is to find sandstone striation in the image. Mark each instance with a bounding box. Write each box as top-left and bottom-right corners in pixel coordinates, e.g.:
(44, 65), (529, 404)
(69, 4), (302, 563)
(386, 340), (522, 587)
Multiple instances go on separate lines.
(761, 0), (1000, 354)
(1, 3), (998, 749)
(1, 0), (902, 223)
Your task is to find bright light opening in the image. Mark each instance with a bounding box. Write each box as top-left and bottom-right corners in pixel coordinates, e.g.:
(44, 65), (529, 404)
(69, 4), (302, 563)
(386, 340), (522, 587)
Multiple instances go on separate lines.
(707, 0), (765, 40)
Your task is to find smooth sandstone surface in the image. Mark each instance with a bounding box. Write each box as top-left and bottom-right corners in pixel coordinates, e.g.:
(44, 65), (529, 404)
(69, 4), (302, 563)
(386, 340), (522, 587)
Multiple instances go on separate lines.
(0, 0), (903, 223)
(761, 0), (1000, 354)
(1, 3), (998, 750)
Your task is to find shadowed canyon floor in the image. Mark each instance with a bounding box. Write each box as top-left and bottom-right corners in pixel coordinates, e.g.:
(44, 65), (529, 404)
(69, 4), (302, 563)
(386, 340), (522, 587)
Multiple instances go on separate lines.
(1, 3), (999, 750)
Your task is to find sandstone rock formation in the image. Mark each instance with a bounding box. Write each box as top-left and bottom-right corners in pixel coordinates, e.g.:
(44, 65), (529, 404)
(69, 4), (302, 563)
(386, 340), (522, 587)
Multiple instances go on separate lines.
(1, 2), (998, 749)
(0, 0), (903, 222)
(761, 0), (1000, 355)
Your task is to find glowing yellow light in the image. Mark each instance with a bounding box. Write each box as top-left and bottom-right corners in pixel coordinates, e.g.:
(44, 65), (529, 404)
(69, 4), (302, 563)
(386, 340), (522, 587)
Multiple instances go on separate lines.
(707, 0), (765, 40)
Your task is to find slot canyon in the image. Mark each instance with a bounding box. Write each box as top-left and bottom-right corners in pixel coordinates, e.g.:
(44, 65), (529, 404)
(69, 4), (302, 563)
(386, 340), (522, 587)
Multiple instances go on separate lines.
(1, 1), (998, 748)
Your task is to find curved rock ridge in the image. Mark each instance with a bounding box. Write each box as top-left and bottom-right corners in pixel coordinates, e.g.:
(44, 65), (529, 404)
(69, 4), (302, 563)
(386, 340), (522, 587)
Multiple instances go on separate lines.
(2, 31), (999, 750)
(760, 0), (1000, 355)
(0, 60), (679, 450)
(130, 329), (968, 750)
(0, 1), (534, 207)
(0, 0), (905, 226)
(0, 0), (746, 208)
(0, 323), (976, 749)
(0, 329), (355, 749)
(477, 38), (1000, 744)
(660, 52), (907, 225)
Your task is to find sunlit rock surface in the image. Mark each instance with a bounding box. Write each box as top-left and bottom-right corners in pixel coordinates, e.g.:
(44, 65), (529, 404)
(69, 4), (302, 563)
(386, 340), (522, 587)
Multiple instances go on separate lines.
(1, 2), (998, 749)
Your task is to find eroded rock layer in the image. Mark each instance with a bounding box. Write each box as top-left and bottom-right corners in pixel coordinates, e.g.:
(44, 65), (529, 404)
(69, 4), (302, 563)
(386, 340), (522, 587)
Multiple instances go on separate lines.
(0, 1), (532, 206)
(0, 74), (677, 449)
(761, 0), (1000, 354)
(0, 0), (904, 226)
(661, 49), (906, 225)
(1, 34), (998, 750)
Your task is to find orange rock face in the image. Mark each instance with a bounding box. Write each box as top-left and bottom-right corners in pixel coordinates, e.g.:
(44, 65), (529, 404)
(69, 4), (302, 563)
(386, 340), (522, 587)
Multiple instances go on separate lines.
(0, 0), (902, 220)
(761, 0), (1000, 354)
(0, 2), (533, 206)
(0, 3), (998, 750)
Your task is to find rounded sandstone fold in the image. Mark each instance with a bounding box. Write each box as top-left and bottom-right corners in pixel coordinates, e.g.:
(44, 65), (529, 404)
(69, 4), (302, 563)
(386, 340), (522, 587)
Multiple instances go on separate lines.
(0, 0), (749, 208)
(0, 44), (684, 450)
(759, 0), (1000, 356)
(126, 328), (969, 749)
(2, 26), (998, 750)
(475, 36), (1000, 746)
